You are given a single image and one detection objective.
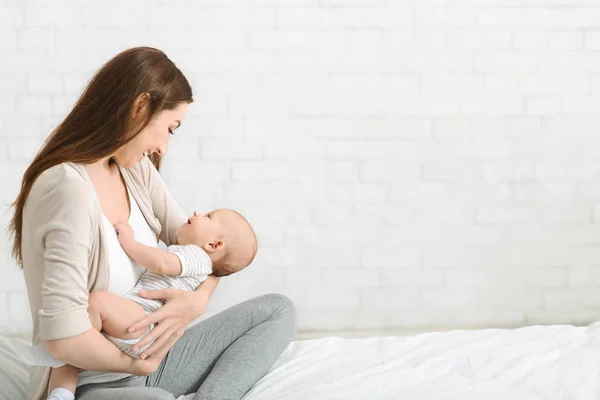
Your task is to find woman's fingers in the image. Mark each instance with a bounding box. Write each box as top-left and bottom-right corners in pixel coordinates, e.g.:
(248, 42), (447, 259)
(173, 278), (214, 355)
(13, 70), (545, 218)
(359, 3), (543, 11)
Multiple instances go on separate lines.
(140, 325), (180, 359)
(128, 317), (154, 333)
(128, 290), (190, 357)
(128, 308), (165, 333)
(132, 319), (169, 352)
(149, 336), (178, 360)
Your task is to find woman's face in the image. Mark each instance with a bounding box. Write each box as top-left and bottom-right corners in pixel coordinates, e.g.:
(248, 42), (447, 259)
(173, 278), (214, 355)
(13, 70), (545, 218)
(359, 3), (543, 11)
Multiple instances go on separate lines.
(113, 102), (190, 168)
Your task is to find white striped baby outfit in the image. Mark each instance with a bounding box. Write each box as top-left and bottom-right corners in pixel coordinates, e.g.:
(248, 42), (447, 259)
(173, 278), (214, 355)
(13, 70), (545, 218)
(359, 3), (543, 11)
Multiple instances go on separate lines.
(121, 244), (212, 314)
(106, 245), (212, 357)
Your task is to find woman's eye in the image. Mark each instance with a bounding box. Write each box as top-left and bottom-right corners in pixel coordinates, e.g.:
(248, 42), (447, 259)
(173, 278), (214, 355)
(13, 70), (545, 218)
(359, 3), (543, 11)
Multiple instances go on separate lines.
(168, 128), (174, 135)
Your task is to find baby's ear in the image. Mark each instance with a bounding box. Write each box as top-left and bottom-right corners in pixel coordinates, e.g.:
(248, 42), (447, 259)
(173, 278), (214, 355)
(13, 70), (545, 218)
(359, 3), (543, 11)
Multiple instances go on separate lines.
(202, 242), (213, 253)
(203, 240), (224, 252)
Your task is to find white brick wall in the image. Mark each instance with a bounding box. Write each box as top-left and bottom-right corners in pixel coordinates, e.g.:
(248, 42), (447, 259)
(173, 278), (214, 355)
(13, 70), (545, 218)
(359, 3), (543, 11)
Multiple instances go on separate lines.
(2, 0), (600, 337)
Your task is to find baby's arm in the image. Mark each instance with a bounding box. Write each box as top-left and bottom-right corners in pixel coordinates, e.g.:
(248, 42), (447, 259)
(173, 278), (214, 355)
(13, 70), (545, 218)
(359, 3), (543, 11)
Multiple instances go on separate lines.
(114, 221), (182, 276)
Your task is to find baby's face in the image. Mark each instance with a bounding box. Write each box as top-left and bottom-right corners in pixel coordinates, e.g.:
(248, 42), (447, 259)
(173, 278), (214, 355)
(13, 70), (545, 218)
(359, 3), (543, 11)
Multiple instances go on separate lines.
(176, 210), (221, 247)
(177, 208), (257, 273)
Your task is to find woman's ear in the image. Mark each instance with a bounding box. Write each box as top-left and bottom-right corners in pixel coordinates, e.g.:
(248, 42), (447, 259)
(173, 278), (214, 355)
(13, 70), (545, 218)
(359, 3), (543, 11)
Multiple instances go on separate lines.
(131, 92), (151, 121)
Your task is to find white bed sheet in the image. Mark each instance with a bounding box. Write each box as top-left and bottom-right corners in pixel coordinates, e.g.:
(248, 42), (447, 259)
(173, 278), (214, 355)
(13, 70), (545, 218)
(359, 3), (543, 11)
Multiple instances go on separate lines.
(242, 322), (600, 400)
(0, 335), (30, 400)
(3, 322), (600, 400)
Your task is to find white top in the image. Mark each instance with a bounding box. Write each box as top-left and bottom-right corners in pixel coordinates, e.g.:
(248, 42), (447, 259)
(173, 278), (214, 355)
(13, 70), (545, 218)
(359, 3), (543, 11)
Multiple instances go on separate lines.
(103, 188), (158, 296)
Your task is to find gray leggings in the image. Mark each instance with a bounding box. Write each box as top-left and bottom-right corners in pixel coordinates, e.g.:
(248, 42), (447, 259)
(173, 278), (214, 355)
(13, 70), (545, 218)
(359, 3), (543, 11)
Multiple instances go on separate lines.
(75, 293), (297, 400)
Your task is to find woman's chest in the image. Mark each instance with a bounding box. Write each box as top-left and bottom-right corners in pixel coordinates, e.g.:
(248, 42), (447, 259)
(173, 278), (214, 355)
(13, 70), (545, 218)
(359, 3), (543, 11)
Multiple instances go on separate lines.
(100, 192), (159, 295)
(89, 166), (131, 224)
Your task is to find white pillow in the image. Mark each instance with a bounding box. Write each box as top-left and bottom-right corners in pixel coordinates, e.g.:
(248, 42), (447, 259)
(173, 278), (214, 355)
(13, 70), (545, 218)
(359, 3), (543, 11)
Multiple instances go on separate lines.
(0, 335), (30, 400)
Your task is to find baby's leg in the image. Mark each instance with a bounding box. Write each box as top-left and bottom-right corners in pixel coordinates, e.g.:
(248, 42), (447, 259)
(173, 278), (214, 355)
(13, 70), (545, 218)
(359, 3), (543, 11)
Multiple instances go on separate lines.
(44, 292), (148, 399)
(48, 365), (77, 399)
(88, 291), (147, 341)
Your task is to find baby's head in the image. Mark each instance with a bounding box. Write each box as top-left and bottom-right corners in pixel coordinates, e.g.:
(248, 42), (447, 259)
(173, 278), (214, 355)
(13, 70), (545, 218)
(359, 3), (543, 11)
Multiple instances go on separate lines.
(176, 208), (257, 277)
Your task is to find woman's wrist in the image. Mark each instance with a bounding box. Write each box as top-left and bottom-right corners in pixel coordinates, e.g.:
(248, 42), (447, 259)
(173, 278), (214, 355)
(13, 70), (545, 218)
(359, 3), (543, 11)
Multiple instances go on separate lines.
(191, 275), (219, 317)
(119, 353), (136, 374)
(189, 289), (208, 320)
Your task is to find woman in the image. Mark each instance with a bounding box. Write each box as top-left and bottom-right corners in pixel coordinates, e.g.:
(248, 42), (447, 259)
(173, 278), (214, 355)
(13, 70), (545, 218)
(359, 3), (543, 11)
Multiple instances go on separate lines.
(9, 47), (297, 400)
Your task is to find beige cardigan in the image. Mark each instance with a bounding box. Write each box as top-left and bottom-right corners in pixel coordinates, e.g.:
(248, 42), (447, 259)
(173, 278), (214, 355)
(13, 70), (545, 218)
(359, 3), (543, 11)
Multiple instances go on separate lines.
(21, 158), (186, 400)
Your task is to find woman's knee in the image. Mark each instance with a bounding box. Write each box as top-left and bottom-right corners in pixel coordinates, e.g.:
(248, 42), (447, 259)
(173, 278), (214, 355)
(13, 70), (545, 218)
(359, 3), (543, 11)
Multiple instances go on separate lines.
(261, 293), (294, 309)
(261, 293), (298, 324)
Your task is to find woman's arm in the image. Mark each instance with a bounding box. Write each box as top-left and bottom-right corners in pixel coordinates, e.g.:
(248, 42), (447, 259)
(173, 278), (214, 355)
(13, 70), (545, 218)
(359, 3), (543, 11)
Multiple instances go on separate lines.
(46, 329), (162, 376)
(35, 179), (95, 339)
(45, 329), (132, 372)
(33, 178), (160, 374)
(194, 274), (220, 312)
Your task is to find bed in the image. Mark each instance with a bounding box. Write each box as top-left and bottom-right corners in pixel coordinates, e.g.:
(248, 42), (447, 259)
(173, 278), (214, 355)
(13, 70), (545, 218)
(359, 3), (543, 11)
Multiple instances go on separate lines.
(2, 322), (600, 400)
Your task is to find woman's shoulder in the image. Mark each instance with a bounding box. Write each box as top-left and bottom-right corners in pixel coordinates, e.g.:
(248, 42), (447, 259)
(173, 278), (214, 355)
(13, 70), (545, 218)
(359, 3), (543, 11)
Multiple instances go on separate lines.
(23, 163), (99, 255)
(27, 163), (96, 213)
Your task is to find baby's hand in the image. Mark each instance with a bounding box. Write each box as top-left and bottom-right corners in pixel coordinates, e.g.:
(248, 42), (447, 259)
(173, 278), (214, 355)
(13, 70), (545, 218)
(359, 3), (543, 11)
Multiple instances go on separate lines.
(115, 221), (135, 245)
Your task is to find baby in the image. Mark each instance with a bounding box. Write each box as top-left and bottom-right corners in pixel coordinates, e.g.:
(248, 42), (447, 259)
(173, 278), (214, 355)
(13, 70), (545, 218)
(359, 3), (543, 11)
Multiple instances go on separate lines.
(40, 208), (257, 400)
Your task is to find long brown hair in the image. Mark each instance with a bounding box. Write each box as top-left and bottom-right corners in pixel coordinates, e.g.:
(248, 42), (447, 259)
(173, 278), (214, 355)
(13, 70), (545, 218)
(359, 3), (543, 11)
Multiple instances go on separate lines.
(8, 47), (193, 266)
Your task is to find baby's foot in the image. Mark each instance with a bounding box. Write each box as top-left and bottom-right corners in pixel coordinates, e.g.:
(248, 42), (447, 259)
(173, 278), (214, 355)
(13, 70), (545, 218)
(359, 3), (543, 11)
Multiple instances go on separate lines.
(48, 387), (74, 400)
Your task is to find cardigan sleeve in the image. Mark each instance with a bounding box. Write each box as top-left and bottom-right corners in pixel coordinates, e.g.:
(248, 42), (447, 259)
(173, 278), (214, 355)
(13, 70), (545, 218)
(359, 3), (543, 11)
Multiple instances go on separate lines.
(33, 178), (95, 340)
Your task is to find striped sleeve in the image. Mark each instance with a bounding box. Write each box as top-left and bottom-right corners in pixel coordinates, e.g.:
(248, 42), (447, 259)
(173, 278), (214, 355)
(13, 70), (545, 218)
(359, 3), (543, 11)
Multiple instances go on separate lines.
(167, 245), (212, 277)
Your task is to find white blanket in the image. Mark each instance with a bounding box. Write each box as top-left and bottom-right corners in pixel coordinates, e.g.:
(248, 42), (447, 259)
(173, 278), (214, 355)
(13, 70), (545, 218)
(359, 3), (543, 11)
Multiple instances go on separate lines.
(242, 322), (600, 400)
(4, 323), (600, 400)
(0, 335), (30, 400)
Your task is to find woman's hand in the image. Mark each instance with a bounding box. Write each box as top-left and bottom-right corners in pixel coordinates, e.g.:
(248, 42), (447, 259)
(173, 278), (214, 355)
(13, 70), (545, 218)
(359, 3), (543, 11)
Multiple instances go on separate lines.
(127, 286), (209, 360)
(129, 355), (164, 376)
